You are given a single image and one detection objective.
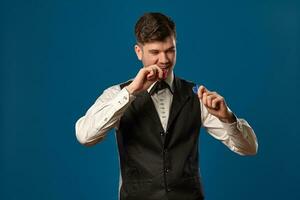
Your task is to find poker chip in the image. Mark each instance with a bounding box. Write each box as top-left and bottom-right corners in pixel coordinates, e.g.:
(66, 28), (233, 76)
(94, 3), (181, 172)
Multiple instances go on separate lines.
(192, 84), (199, 94)
(162, 69), (168, 79)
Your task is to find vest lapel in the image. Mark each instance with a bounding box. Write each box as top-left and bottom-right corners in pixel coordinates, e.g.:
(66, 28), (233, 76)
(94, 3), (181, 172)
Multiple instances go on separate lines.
(131, 77), (192, 133)
(167, 77), (192, 131)
(133, 91), (165, 132)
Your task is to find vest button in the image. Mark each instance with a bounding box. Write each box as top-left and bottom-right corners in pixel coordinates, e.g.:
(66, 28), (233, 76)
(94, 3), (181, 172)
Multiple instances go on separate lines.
(160, 131), (165, 136)
(166, 188), (172, 192)
(165, 168), (169, 173)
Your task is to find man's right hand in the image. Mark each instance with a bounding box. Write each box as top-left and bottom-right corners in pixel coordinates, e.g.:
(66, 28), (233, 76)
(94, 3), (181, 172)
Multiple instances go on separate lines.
(125, 65), (166, 95)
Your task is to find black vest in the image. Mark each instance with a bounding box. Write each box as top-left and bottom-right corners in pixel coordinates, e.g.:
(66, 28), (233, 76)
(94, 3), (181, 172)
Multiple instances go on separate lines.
(118, 77), (204, 200)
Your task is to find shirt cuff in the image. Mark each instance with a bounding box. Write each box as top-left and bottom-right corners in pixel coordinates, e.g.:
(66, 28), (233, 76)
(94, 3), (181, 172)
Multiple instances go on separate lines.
(220, 114), (243, 136)
(123, 87), (136, 102)
(111, 87), (136, 111)
(97, 87), (135, 126)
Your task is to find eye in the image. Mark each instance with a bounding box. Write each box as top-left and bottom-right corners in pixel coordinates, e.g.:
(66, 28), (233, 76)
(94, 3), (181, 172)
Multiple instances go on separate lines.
(167, 49), (175, 54)
(150, 51), (159, 55)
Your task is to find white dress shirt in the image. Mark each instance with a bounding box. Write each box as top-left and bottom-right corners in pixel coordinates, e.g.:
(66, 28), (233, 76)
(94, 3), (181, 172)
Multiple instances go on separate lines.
(75, 72), (258, 155)
(75, 73), (258, 199)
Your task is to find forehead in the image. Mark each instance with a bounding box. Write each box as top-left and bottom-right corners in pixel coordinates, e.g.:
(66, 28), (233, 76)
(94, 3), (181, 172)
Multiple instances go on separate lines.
(142, 36), (176, 50)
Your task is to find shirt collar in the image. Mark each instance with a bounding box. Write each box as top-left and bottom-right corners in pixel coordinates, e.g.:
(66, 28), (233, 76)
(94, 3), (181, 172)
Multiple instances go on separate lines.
(147, 72), (174, 94)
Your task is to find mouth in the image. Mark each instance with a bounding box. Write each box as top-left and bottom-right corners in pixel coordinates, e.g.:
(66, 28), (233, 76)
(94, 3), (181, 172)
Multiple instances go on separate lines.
(156, 65), (172, 79)
(159, 65), (171, 70)
(160, 67), (170, 79)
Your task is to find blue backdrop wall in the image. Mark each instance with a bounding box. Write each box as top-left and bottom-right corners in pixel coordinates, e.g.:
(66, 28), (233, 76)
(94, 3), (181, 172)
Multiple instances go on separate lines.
(1, 0), (299, 199)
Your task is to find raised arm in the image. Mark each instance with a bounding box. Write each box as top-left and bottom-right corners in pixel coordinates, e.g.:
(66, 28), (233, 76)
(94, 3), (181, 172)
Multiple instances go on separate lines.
(198, 85), (258, 155)
(75, 64), (166, 146)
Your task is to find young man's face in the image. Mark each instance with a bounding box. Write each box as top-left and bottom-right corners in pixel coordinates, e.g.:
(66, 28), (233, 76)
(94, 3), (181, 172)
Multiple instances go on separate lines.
(135, 35), (176, 78)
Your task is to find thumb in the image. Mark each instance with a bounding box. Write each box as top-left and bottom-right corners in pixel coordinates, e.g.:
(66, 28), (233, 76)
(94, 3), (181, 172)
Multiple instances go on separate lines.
(198, 85), (207, 98)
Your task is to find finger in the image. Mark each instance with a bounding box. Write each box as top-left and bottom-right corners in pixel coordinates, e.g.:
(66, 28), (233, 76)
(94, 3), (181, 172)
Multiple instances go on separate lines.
(206, 94), (218, 108)
(147, 73), (156, 81)
(211, 96), (222, 110)
(146, 68), (155, 79)
(146, 65), (158, 79)
(198, 85), (208, 98)
(202, 92), (207, 106)
(215, 96), (226, 108)
(206, 92), (217, 96)
(200, 91), (218, 100)
(149, 66), (159, 76)
(154, 66), (164, 79)
(151, 66), (157, 75)
(212, 96), (223, 109)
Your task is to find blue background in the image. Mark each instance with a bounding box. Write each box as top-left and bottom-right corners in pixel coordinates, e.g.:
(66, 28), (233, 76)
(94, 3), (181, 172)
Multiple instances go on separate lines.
(1, 0), (299, 199)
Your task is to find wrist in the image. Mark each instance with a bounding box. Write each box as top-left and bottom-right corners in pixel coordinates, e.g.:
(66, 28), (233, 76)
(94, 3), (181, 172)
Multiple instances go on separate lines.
(219, 111), (237, 123)
(125, 85), (138, 95)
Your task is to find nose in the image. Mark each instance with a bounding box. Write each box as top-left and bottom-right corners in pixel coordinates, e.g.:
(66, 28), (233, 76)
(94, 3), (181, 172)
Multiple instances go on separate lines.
(159, 52), (169, 65)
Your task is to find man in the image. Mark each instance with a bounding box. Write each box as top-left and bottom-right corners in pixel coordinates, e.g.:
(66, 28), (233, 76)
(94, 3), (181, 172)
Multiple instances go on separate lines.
(75, 12), (258, 200)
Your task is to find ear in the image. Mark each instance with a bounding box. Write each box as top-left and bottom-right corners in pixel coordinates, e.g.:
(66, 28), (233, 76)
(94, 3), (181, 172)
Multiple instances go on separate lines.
(134, 44), (143, 61)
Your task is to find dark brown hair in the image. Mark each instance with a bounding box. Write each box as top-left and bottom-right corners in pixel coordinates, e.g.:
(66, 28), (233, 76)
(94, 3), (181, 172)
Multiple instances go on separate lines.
(134, 12), (176, 44)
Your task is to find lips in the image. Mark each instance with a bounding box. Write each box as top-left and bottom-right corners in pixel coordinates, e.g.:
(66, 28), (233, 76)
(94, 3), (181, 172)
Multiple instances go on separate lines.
(157, 65), (171, 79)
(159, 66), (170, 71)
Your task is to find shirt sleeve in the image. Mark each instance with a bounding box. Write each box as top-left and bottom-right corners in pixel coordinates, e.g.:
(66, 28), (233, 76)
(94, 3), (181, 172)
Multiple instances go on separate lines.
(200, 99), (258, 156)
(75, 85), (136, 146)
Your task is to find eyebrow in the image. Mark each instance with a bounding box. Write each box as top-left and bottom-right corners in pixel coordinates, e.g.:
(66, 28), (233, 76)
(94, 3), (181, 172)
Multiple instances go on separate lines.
(148, 46), (176, 52)
(166, 46), (176, 51)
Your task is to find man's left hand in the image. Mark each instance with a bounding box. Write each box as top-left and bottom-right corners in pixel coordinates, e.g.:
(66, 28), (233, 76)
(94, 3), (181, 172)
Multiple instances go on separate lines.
(197, 85), (236, 123)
